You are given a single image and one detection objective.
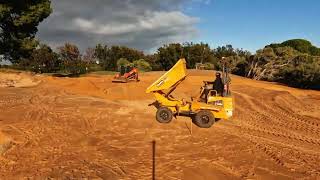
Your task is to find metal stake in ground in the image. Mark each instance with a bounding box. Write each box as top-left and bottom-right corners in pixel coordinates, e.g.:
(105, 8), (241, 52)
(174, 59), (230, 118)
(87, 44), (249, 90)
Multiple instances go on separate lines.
(152, 140), (156, 180)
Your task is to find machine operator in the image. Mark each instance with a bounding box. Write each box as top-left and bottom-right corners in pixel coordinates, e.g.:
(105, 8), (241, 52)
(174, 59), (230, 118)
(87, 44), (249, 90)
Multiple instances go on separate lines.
(213, 72), (224, 96)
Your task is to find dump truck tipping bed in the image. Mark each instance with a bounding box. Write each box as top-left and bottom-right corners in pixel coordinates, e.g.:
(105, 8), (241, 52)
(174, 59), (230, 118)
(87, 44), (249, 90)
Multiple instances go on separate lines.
(146, 59), (187, 93)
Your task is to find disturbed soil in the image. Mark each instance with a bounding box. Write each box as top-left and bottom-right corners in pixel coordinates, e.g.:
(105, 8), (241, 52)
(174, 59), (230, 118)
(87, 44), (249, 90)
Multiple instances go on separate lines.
(0, 70), (319, 179)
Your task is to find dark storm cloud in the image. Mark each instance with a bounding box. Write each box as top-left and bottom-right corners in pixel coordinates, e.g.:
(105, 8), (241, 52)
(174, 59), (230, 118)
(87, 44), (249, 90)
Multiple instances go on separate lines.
(37, 0), (207, 52)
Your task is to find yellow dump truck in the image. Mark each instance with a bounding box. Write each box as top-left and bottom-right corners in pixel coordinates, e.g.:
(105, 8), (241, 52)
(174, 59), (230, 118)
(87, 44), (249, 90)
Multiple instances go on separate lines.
(146, 59), (234, 128)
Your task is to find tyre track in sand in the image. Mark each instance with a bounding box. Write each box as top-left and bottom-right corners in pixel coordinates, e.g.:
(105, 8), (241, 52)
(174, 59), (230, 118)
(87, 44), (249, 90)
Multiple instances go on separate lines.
(273, 97), (320, 127)
(8, 86), (73, 156)
(219, 122), (320, 176)
(234, 91), (320, 143)
(231, 104), (320, 153)
(221, 91), (320, 175)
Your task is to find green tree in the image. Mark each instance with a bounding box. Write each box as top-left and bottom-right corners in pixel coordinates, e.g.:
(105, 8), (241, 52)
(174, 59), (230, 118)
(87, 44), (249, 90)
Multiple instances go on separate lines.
(156, 43), (183, 70)
(0, 0), (52, 62)
(184, 42), (214, 68)
(133, 59), (152, 72)
(117, 58), (131, 67)
(277, 55), (320, 89)
(203, 63), (215, 70)
(58, 43), (87, 75)
(29, 44), (60, 73)
(94, 44), (110, 70)
(156, 43), (216, 70)
(83, 48), (96, 63)
(281, 39), (312, 54)
(145, 54), (161, 71)
(213, 45), (237, 59)
(266, 39), (320, 56)
(59, 43), (80, 61)
(246, 47), (299, 81)
(94, 44), (145, 71)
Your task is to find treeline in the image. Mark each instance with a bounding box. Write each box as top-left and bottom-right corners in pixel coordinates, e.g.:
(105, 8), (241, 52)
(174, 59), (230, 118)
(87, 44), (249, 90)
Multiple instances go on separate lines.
(8, 42), (251, 73)
(244, 45), (320, 89)
(11, 43), (157, 74)
(1, 39), (320, 89)
(152, 40), (320, 89)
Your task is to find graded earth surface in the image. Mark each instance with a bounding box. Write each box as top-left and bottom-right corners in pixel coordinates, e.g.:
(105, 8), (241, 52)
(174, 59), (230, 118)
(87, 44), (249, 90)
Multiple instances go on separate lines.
(0, 70), (319, 179)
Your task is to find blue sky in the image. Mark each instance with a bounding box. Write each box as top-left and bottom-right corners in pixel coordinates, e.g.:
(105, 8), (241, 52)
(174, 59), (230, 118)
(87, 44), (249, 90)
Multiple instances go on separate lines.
(186, 0), (320, 52)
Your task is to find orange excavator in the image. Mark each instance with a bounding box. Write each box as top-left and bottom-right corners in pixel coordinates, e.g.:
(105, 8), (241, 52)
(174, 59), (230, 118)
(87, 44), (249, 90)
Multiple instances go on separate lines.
(112, 65), (140, 83)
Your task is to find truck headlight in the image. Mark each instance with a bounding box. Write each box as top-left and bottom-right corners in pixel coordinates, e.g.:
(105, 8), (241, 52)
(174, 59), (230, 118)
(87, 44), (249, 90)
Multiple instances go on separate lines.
(226, 110), (233, 118)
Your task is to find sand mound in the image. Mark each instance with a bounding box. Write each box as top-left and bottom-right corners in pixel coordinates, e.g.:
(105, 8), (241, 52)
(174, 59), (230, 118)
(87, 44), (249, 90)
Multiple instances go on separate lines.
(0, 72), (40, 88)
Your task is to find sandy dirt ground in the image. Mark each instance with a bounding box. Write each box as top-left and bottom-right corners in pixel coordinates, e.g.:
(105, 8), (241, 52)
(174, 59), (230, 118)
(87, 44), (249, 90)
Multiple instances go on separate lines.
(0, 70), (319, 179)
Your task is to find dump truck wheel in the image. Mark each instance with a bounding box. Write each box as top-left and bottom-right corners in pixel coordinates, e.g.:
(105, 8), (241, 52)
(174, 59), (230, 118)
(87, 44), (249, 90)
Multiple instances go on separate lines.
(194, 110), (214, 128)
(156, 107), (173, 123)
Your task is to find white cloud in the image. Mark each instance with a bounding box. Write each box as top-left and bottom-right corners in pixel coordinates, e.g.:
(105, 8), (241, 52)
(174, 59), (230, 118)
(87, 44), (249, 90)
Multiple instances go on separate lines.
(37, 0), (202, 51)
(72, 11), (199, 36)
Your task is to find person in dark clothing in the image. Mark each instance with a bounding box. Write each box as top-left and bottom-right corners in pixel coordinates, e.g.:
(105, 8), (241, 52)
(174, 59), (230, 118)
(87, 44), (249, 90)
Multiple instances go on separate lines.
(213, 72), (224, 96)
(201, 72), (225, 102)
(120, 66), (126, 75)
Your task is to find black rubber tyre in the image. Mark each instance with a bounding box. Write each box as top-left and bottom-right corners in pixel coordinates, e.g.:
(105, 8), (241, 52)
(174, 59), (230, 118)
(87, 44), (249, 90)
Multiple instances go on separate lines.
(156, 107), (173, 123)
(194, 110), (215, 128)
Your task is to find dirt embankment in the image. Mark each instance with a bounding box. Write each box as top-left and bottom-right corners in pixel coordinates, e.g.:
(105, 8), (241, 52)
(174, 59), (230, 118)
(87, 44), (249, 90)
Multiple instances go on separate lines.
(0, 70), (319, 179)
(0, 72), (41, 88)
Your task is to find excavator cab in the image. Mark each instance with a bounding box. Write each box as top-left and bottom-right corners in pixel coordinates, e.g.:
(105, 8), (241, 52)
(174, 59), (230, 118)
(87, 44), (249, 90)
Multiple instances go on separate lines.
(119, 65), (126, 76)
(112, 65), (140, 83)
(146, 59), (234, 128)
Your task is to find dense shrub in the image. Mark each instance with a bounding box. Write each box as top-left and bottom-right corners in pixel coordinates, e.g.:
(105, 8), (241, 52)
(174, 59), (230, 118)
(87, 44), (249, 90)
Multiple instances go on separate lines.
(58, 43), (87, 75)
(276, 55), (320, 89)
(133, 59), (152, 71)
(87, 64), (103, 72)
(116, 58), (131, 67)
(61, 61), (88, 75)
(29, 44), (60, 73)
(95, 44), (145, 71)
(203, 63), (215, 70)
(241, 45), (320, 89)
(14, 44), (60, 73)
(267, 39), (320, 56)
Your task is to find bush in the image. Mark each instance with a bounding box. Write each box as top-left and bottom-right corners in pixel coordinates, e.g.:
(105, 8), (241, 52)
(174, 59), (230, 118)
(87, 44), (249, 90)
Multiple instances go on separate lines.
(117, 58), (131, 67)
(58, 43), (87, 75)
(58, 43), (81, 62)
(87, 64), (103, 72)
(203, 63), (215, 70)
(133, 59), (152, 71)
(30, 44), (60, 73)
(13, 44), (60, 73)
(267, 39), (320, 56)
(276, 55), (320, 89)
(59, 60), (88, 76)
